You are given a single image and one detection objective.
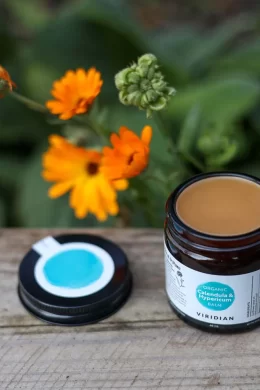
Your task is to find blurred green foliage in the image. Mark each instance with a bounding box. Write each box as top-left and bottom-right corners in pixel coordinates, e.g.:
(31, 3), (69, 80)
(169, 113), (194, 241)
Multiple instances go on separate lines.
(1, 0), (260, 227)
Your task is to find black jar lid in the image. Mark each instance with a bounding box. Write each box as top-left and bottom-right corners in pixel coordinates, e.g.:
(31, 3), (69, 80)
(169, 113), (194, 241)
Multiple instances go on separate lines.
(18, 234), (132, 325)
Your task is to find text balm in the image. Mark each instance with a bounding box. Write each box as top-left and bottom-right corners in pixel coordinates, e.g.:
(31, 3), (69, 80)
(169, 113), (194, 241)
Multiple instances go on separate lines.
(164, 172), (260, 332)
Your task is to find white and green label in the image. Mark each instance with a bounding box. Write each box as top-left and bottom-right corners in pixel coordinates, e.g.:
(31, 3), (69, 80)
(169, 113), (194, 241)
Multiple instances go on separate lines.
(164, 244), (260, 325)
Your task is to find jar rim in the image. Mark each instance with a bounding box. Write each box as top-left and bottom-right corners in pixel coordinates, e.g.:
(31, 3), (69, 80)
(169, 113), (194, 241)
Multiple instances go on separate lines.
(167, 171), (260, 243)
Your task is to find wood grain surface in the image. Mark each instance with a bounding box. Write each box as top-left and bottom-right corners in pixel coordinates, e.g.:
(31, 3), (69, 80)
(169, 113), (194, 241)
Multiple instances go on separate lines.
(0, 229), (259, 390)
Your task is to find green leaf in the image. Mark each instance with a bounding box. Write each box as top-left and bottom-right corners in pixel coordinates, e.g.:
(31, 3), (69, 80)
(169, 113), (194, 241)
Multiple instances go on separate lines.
(184, 14), (256, 73)
(128, 177), (165, 227)
(167, 77), (260, 123)
(211, 38), (260, 77)
(233, 160), (260, 178)
(5, 0), (51, 31)
(177, 105), (201, 154)
(0, 96), (53, 144)
(177, 105), (205, 171)
(148, 27), (198, 85)
(22, 0), (146, 103)
(76, 0), (147, 51)
(0, 156), (25, 189)
(151, 26), (201, 63)
(251, 108), (260, 137)
(16, 142), (73, 227)
(0, 5), (16, 62)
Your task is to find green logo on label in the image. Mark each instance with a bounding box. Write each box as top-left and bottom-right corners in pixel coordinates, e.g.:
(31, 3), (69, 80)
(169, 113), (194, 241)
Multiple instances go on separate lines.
(196, 282), (235, 311)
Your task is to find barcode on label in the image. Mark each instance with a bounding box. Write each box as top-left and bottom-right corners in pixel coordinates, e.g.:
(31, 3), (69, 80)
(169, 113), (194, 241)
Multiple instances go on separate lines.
(247, 274), (260, 318)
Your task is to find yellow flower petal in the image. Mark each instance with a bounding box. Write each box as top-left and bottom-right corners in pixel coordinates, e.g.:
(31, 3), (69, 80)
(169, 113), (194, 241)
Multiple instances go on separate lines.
(42, 135), (126, 221)
(48, 181), (73, 198)
(113, 179), (129, 191)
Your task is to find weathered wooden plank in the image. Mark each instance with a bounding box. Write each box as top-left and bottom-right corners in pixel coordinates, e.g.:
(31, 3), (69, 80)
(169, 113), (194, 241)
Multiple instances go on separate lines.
(0, 229), (259, 390)
(0, 323), (260, 389)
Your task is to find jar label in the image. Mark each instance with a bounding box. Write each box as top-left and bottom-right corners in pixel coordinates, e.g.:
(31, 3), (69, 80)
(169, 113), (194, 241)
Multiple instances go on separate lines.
(164, 244), (260, 326)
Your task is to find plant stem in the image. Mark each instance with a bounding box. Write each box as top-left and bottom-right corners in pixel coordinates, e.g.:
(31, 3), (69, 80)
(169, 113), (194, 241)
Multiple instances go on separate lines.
(154, 111), (168, 137)
(73, 115), (108, 143)
(154, 111), (178, 153)
(181, 151), (205, 172)
(154, 111), (200, 173)
(88, 117), (109, 142)
(10, 92), (110, 146)
(10, 91), (48, 114)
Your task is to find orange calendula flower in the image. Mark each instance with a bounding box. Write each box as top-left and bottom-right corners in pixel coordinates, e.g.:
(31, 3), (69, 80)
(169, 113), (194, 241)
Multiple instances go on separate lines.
(101, 125), (152, 180)
(46, 68), (103, 120)
(42, 135), (128, 220)
(0, 65), (16, 98)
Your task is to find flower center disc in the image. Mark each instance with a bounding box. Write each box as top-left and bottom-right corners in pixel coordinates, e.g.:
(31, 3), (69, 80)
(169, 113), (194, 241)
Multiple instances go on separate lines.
(87, 162), (99, 175)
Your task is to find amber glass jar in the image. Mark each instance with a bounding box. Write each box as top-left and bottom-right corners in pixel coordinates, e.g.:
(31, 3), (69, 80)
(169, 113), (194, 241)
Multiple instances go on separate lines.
(164, 172), (260, 332)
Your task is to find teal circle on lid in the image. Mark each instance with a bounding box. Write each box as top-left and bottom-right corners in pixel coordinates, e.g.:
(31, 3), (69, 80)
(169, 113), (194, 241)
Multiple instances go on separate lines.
(43, 249), (104, 289)
(19, 233), (132, 325)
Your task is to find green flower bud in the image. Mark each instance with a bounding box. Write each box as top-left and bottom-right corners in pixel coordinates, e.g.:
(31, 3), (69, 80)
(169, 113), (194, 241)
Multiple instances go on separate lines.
(140, 79), (150, 92)
(137, 64), (150, 78)
(130, 63), (137, 71)
(115, 68), (132, 89)
(146, 108), (153, 119)
(145, 89), (158, 103)
(147, 66), (157, 80)
(140, 93), (150, 108)
(150, 96), (168, 111)
(197, 120), (248, 169)
(138, 53), (157, 67)
(127, 72), (141, 84)
(119, 90), (130, 105)
(197, 134), (222, 155)
(114, 53), (176, 117)
(168, 86), (176, 96)
(151, 79), (165, 91)
(127, 91), (142, 106)
(127, 84), (139, 94)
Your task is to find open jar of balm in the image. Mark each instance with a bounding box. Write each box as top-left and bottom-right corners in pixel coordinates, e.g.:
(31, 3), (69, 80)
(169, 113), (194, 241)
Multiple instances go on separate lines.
(164, 172), (260, 332)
